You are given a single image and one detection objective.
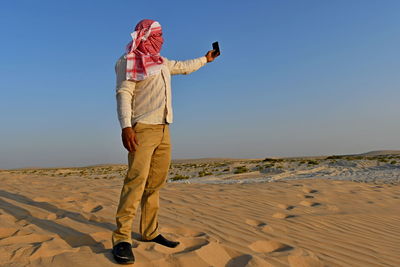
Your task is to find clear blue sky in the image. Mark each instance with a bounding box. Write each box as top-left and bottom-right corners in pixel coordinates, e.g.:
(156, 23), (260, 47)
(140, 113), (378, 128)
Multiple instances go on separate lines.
(1, 0), (400, 169)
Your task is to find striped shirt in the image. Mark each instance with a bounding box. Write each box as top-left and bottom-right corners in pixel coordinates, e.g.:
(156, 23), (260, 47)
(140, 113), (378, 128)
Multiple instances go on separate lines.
(115, 55), (207, 129)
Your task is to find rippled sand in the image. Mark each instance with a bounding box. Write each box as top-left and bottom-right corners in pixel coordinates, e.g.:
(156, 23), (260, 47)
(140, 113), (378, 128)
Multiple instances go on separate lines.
(0, 165), (399, 266)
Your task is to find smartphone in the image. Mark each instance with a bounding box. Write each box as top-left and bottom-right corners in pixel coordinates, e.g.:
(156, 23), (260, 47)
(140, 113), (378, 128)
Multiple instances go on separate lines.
(212, 41), (220, 56)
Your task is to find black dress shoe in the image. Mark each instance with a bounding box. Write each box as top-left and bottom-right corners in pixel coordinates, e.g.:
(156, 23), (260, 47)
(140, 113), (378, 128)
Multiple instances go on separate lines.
(144, 234), (180, 248)
(112, 241), (135, 264)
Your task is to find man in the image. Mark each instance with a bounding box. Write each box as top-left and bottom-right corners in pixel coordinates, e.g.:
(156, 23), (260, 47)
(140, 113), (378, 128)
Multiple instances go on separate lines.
(111, 19), (220, 264)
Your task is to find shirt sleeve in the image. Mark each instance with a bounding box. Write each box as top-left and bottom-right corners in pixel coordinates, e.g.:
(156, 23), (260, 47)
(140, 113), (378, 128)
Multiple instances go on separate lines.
(116, 81), (135, 129)
(163, 56), (208, 75)
(115, 56), (135, 129)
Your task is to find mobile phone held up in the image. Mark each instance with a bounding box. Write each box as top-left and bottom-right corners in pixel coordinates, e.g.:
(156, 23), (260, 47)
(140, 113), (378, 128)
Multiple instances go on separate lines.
(212, 41), (220, 57)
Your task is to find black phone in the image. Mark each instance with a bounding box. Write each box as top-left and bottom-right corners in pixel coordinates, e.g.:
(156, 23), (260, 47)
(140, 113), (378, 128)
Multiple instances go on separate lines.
(212, 41), (220, 56)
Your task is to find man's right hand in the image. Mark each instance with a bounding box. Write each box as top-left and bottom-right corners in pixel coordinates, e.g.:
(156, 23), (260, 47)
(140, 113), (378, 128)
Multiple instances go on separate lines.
(121, 127), (139, 152)
(205, 50), (220, 63)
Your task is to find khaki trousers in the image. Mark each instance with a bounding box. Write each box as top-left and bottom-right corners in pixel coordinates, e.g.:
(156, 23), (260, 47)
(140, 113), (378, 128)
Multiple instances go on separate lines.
(112, 122), (171, 246)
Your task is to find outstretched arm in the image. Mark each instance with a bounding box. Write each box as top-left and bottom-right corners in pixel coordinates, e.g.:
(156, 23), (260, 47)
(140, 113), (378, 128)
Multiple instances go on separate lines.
(164, 50), (220, 75)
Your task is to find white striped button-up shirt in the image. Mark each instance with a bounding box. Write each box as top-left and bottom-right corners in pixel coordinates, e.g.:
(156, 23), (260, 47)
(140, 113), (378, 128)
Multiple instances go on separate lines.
(115, 55), (207, 129)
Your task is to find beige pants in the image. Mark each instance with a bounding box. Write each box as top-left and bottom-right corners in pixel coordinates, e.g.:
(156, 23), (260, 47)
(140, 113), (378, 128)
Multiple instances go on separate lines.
(112, 122), (171, 246)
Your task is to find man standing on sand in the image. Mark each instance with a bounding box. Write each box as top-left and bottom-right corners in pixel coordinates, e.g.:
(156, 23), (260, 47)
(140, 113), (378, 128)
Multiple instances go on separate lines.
(111, 19), (220, 264)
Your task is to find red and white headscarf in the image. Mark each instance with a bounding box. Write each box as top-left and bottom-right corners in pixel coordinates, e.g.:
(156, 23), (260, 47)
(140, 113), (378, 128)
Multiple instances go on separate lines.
(125, 19), (164, 81)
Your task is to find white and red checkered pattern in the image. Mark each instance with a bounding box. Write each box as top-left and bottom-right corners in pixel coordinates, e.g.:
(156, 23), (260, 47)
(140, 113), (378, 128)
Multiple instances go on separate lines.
(125, 19), (164, 81)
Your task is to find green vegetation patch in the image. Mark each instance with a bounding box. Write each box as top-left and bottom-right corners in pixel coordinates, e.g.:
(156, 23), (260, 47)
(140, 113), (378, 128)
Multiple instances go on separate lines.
(326, 155), (364, 160)
(264, 164), (275, 168)
(170, 174), (190, 181)
(233, 166), (249, 174)
(262, 158), (284, 163)
(198, 170), (213, 177)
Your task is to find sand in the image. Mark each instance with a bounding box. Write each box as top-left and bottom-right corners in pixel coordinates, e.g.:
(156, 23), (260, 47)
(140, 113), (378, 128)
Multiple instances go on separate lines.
(1, 154), (400, 266)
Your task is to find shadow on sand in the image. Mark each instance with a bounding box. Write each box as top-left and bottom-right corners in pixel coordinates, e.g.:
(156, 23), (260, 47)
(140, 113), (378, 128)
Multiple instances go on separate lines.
(0, 190), (127, 263)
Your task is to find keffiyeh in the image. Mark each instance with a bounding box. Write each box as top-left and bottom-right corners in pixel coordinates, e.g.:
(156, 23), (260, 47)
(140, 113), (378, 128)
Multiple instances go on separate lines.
(125, 19), (164, 81)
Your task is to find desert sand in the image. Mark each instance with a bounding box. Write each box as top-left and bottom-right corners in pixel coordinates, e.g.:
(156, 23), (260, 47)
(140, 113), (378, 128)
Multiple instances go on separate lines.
(0, 151), (399, 266)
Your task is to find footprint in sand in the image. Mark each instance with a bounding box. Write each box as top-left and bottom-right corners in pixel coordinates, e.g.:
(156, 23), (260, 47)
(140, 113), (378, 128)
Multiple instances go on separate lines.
(175, 240), (253, 267)
(288, 249), (324, 267)
(143, 226), (279, 267)
(160, 227), (207, 238)
(277, 204), (295, 210)
(297, 194), (315, 198)
(272, 212), (295, 219)
(260, 225), (274, 233)
(299, 200), (321, 207)
(142, 227), (249, 267)
(302, 188), (318, 194)
(90, 205), (103, 213)
(249, 240), (293, 253)
(150, 237), (209, 254)
(245, 219), (267, 227)
(136, 227), (211, 256)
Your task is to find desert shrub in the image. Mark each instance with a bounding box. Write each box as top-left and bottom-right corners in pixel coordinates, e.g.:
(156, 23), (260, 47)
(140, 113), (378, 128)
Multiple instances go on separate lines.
(262, 158), (284, 163)
(345, 156), (364, 160)
(198, 170), (213, 177)
(264, 164), (274, 168)
(307, 160), (319, 165)
(233, 166), (249, 174)
(170, 174), (190, 181)
(326, 155), (343, 160)
(390, 160), (397, 165)
(222, 168), (230, 172)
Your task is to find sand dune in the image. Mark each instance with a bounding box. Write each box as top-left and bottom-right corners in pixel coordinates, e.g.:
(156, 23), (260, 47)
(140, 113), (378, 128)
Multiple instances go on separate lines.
(0, 155), (400, 266)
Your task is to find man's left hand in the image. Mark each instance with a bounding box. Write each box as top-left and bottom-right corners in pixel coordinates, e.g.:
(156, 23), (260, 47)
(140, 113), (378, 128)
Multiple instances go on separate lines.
(205, 50), (220, 63)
